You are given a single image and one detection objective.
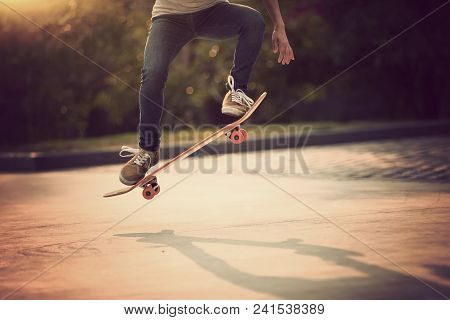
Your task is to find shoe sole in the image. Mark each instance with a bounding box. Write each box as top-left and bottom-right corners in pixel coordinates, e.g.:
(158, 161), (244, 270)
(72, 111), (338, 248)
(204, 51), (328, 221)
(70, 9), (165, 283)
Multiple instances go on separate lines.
(119, 175), (141, 186)
(222, 107), (245, 118)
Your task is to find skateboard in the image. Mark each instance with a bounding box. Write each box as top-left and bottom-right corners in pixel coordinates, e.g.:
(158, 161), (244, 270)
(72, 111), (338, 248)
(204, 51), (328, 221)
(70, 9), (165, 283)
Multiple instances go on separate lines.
(103, 92), (267, 200)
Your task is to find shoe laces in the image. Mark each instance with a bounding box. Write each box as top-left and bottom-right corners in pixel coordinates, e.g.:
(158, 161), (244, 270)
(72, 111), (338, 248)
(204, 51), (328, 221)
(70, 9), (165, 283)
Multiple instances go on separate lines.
(227, 75), (254, 109)
(119, 146), (152, 167)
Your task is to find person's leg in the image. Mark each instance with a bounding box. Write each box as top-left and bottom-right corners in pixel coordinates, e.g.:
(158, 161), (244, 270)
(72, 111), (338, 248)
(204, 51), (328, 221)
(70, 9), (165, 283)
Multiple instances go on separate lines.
(139, 17), (193, 151)
(120, 16), (193, 185)
(193, 3), (265, 91)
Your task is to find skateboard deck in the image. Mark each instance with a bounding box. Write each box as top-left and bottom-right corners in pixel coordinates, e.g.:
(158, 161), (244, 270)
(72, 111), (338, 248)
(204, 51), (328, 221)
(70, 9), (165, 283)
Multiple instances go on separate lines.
(104, 92), (267, 199)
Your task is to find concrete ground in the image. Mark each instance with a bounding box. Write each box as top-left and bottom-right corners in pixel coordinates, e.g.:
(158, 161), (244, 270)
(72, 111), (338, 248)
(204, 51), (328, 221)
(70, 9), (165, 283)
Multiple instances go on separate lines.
(0, 136), (449, 299)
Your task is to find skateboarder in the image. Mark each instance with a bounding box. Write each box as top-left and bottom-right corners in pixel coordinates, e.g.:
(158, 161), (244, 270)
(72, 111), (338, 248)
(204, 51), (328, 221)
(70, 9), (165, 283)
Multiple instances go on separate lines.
(119, 0), (294, 185)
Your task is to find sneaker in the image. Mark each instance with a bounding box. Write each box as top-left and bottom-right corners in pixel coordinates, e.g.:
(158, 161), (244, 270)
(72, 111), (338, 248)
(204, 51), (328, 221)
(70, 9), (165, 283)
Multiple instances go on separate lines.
(119, 146), (159, 186)
(221, 75), (254, 117)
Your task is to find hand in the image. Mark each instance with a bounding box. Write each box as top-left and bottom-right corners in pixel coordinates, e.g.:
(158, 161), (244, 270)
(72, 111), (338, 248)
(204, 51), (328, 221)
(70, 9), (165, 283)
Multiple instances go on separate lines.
(272, 26), (295, 65)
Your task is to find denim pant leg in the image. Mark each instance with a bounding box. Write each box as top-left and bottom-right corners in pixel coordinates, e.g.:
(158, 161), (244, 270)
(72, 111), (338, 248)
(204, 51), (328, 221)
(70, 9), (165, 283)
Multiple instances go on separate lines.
(139, 17), (193, 152)
(193, 3), (265, 91)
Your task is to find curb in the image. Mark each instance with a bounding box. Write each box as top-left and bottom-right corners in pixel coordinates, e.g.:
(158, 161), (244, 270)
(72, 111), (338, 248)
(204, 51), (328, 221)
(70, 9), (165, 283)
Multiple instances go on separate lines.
(1, 121), (449, 172)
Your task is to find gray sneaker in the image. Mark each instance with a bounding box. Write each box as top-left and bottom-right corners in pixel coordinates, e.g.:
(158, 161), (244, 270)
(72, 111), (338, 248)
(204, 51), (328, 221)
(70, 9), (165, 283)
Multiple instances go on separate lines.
(221, 75), (254, 117)
(119, 146), (159, 186)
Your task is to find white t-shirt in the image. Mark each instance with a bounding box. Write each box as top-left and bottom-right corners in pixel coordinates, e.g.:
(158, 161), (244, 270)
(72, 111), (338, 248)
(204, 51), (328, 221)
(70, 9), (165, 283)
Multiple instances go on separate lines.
(152, 0), (229, 17)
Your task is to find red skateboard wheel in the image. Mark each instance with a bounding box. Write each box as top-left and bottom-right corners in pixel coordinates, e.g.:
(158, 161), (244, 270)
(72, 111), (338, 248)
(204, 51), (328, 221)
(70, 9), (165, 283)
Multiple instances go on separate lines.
(142, 177), (160, 200)
(229, 128), (247, 144)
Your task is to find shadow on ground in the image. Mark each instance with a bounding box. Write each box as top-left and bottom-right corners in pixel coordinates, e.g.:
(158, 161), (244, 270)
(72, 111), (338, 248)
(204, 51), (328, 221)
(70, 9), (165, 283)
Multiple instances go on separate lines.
(115, 230), (449, 299)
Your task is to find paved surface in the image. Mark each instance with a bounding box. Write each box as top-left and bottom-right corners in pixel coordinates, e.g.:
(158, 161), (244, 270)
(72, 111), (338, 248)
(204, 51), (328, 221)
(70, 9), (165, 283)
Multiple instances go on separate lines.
(0, 137), (449, 299)
(302, 136), (450, 181)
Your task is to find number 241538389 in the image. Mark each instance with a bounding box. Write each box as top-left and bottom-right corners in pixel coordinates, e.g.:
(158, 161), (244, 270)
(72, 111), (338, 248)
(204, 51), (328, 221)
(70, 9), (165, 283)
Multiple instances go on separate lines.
(253, 303), (325, 315)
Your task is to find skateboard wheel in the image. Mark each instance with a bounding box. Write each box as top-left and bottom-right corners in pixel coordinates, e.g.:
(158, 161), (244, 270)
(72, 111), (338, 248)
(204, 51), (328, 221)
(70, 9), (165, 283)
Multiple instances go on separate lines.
(143, 184), (160, 200)
(142, 177), (160, 200)
(229, 128), (247, 144)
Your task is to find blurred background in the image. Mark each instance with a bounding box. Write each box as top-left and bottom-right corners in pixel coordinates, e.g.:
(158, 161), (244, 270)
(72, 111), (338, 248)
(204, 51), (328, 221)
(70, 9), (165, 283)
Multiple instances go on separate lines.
(0, 0), (449, 149)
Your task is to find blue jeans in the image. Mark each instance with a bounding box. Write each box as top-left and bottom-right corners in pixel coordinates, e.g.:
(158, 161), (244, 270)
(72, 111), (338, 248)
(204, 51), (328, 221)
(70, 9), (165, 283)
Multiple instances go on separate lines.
(139, 2), (265, 151)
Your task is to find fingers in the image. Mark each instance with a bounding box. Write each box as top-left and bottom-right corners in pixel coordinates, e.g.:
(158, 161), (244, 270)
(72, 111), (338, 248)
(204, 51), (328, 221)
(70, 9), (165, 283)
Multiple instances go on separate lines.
(290, 46), (295, 61)
(285, 46), (295, 64)
(278, 44), (295, 65)
(278, 45), (286, 64)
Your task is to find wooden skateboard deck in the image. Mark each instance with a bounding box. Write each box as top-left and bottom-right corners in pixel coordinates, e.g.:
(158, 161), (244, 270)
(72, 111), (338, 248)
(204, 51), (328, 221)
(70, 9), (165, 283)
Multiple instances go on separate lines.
(103, 92), (267, 199)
